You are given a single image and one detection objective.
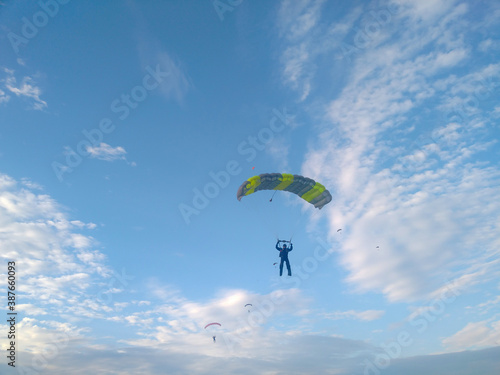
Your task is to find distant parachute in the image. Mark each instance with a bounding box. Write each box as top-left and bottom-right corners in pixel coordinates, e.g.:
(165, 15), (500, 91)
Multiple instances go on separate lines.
(204, 322), (221, 344)
(244, 304), (252, 307)
(237, 173), (332, 209)
(337, 229), (342, 233)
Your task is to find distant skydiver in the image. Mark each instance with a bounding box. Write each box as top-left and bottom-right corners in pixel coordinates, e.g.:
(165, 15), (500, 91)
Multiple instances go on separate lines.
(276, 240), (293, 276)
(204, 323), (220, 343)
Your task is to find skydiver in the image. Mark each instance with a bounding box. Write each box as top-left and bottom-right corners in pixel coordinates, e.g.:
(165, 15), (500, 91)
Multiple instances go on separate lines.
(276, 240), (293, 276)
(213, 335), (216, 343)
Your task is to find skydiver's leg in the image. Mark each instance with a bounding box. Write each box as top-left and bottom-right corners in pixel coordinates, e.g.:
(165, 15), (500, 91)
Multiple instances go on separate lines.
(279, 259), (284, 276)
(285, 258), (291, 276)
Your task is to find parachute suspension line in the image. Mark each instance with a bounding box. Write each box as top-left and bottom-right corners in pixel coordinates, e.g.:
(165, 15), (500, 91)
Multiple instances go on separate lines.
(269, 190), (277, 203)
(236, 173), (333, 242)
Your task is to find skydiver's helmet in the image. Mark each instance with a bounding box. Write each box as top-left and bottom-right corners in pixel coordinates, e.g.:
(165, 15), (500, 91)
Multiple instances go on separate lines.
(282, 244), (287, 249)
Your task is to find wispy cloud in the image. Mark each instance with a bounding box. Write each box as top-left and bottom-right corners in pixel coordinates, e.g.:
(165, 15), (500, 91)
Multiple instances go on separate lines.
(298, 1), (500, 303)
(1, 67), (47, 110)
(0, 172), (114, 321)
(0, 88), (9, 104)
(469, 295), (500, 316)
(266, 136), (291, 170)
(86, 142), (127, 162)
(128, 2), (192, 104)
(0, 170), (497, 373)
(278, 0), (326, 41)
(323, 309), (385, 321)
(277, 0), (326, 101)
(442, 319), (500, 351)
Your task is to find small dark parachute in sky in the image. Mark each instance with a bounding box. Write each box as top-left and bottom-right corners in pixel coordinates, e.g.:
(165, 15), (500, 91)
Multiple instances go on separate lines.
(237, 173), (332, 209)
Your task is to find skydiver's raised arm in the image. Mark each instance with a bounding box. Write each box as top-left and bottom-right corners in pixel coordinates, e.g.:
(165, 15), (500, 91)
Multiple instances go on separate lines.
(276, 240), (281, 251)
(289, 243), (293, 251)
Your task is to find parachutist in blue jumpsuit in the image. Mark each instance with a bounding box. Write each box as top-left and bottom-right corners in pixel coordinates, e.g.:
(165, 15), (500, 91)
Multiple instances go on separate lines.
(276, 240), (293, 276)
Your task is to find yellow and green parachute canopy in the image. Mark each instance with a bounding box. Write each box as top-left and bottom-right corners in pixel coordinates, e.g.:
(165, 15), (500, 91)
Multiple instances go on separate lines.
(236, 173), (332, 209)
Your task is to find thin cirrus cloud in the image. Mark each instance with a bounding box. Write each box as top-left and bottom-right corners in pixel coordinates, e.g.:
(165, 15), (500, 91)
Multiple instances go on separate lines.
(1, 1), (499, 374)
(0, 172), (113, 316)
(85, 142), (127, 161)
(442, 319), (500, 351)
(322, 309), (385, 321)
(0, 142), (498, 373)
(288, 1), (500, 304)
(277, 0), (327, 101)
(0, 173), (375, 374)
(127, 1), (192, 105)
(1, 67), (47, 110)
(85, 142), (136, 167)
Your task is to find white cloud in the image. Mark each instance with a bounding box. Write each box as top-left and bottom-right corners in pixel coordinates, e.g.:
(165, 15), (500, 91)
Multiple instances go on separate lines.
(442, 320), (500, 351)
(0, 170), (497, 374)
(380, 346), (500, 375)
(0, 88), (9, 104)
(1, 68), (47, 110)
(281, 43), (312, 98)
(398, 0), (461, 24)
(323, 309), (385, 321)
(300, 1), (500, 303)
(70, 220), (97, 229)
(277, 0), (326, 100)
(477, 296), (500, 310)
(86, 142), (127, 161)
(266, 136), (290, 170)
(15, 304), (48, 316)
(129, 7), (192, 105)
(153, 52), (191, 103)
(278, 0), (325, 41)
(0, 172), (117, 323)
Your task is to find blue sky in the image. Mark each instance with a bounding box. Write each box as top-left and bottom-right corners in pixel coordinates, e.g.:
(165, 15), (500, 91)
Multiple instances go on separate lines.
(0, 0), (499, 374)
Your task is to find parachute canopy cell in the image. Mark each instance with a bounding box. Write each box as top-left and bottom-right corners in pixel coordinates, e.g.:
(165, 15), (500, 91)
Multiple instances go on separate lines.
(236, 173), (332, 209)
(204, 322), (221, 329)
